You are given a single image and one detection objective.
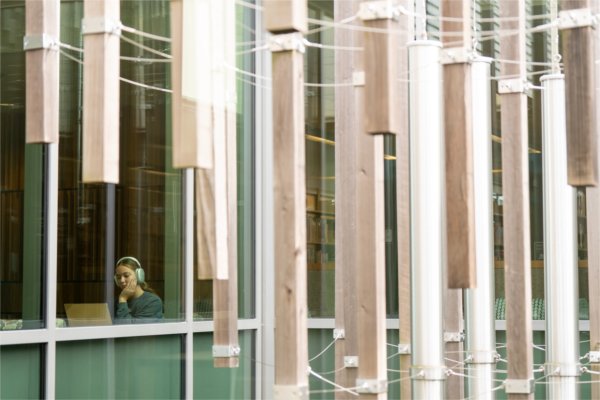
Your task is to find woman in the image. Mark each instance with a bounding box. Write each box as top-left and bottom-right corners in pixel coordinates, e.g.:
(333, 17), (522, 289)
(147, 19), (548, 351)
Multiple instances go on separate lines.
(114, 256), (163, 324)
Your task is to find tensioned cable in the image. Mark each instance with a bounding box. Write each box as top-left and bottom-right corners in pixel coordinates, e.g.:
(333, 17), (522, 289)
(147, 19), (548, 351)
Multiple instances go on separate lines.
(119, 24), (171, 43)
(308, 367), (359, 397)
(121, 34), (171, 59)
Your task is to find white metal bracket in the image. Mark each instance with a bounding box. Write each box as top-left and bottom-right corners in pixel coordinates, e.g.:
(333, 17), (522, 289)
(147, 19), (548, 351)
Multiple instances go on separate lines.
(358, 1), (400, 21)
(504, 379), (534, 394)
(23, 34), (57, 51)
(441, 47), (475, 65)
(410, 366), (448, 381)
(543, 363), (582, 377)
(397, 343), (411, 355)
(344, 356), (359, 368)
(353, 71), (365, 87)
(443, 331), (465, 343)
(82, 17), (122, 35)
(558, 8), (596, 30)
(212, 344), (241, 358)
(589, 351), (600, 363)
(356, 378), (388, 394)
(333, 328), (345, 340)
(269, 33), (305, 53)
(498, 78), (531, 95)
(465, 350), (497, 364)
(273, 385), (308, 400)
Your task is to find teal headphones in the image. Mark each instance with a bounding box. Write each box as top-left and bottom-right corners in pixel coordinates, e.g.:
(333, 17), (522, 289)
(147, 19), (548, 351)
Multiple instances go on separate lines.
(114, 256), (145, 285)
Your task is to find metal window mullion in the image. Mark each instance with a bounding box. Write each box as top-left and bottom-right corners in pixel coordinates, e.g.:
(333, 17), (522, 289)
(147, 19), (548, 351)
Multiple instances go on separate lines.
(184, 168), (194, 399)
(44, 142), (59, 399)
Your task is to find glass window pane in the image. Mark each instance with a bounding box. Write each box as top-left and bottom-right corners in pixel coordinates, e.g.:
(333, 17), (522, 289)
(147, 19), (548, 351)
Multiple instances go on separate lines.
(1, 1), (45, 330)
(56, 1), (183, 326)
(193, 331), (255, 399)
(0, 344), (42, 399)
(56, 335), (182, 399)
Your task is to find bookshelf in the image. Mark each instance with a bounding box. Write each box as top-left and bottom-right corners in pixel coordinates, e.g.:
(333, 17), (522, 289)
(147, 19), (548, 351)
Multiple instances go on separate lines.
(306, 191), (335, 270)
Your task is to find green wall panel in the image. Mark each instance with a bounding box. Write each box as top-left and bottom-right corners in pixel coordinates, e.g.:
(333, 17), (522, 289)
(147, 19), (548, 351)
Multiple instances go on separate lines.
(0, 344), (41, 399)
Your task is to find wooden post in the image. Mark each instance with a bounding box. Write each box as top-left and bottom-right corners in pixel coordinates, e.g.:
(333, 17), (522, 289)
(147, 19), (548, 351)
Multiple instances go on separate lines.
(24, 0), (59, 144)
(560, 0), (598, 187)
(82, 0), (120, 183)
(334, 0), (359, 397)
(353, 1), (398, 398)
(396, 0), (412, 398)
(498, 0), (534, 397)
(171, 0), (214, 170)
(265, 1), (309, 397)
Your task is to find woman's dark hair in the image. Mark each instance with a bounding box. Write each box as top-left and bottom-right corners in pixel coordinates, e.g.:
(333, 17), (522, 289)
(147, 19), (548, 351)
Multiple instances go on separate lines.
(117, 258), (157, 295)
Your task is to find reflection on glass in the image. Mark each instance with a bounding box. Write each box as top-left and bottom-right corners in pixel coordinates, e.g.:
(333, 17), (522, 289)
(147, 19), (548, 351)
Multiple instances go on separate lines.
(0, 1), (45, 330)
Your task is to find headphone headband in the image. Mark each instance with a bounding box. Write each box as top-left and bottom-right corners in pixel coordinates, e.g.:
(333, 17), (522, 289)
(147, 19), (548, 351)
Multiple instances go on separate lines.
(116, 256), (141, 270)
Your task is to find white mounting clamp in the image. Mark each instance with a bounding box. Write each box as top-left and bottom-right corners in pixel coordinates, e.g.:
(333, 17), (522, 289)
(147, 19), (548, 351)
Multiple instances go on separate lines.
(558, 8), (596, 30)
(358, 1), (400, 21)
(212, 344), (241, 358)
(410, 366), (448, 381)
(344, 356), (359, 368)
(589, 351), (600, 363)
(498, 78), (532, 95)
(504, 378), (534, 394)
(441, 47), (475, 65)
(397, 343), (411, 355)
(23, 34), (57, 51)
(465, 350), (497, 364)
(333, 328), (345, 340)
(443, 331), (465, 343)
(543, 363), (581, 377)
(356, 378), (388, 394)
(82, 17), (122, 35)
(269, 33), (305, 53)
(273, 385), (308, 400)
(353, 71), (365, 87)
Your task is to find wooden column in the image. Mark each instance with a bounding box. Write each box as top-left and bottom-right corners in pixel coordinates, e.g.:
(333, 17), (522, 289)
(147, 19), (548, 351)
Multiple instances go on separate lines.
(560, 0), (598, 187)
(440, 0), (472, 398)
(82, 0), (120, 183)
(264, 1), (309, 398)
(334, 0), (359, 397)
(24, 0), (59, 144)
(396, 0), (412, 398)
(498, 0), (534, 398)
(588, 1), (600, 392)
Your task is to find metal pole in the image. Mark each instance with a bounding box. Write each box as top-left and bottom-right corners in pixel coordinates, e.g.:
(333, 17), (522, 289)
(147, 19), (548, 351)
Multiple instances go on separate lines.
(464, 57), (496, 400)
(408, 40), (445, 399)
(541, 74), (580, 399)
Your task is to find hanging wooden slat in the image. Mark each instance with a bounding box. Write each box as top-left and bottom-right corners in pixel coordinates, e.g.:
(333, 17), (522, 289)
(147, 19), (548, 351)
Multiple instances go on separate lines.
(171, 0), (214, 169)
(264, 0), (307, 34)
(361, 2), (400, 135)
(25, 0), (59, 144)
(395, 0), (412, 398)
(212, 0), (238, 368)
(498, 0), (534, 397)
(272, 47), (308, 398)
(333, 0), (359, 396)
(560, 0), (598, 187)
(82, 0), (120, 183)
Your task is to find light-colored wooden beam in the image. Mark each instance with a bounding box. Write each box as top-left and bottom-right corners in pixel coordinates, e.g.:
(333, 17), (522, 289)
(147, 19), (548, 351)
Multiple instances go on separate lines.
(499, 0), (534, 397)
(561, 0), (598, 187)
(264, 0), (307, 34)
(82, 0), (120, 183)
(270, 34), (309, 398)
(361, 3), (400, 135)
(25, 0), (59, 144)
(334, 0), (359, 397)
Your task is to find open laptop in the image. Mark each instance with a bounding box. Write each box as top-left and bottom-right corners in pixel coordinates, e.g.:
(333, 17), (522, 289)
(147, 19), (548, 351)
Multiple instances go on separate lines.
(64, 303), (112, 327)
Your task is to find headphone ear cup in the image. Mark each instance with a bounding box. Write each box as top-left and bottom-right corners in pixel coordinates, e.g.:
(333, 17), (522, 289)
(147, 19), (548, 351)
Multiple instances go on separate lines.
(136, 268), (145, 284)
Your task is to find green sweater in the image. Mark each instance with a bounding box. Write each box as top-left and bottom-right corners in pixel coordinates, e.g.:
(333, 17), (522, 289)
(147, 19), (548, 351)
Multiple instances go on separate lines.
(115, 291), (163, 324)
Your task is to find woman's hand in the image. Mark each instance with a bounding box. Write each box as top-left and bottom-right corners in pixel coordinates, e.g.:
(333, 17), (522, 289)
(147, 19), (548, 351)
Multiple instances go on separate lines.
(119, 279), (138, 303)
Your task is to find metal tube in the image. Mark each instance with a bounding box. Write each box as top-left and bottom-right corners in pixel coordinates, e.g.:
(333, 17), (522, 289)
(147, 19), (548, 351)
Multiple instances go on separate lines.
(464, 57), (496, 400)
(541, 74), (579, 400)
(408, 40), (445, 399)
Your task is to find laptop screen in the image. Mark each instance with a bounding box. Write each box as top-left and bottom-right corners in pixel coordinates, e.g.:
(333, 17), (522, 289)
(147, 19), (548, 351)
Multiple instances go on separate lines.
(64, 303), (113, 327)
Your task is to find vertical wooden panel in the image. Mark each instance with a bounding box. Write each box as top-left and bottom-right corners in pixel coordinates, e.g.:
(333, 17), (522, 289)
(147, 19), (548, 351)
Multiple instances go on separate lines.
(396, 1), (412, 398)
(272, 48), (309, 398)
(25, 0), (59, 144)
(363, 18), (400, 135)
(499, 0), (534, 397)
(561, 0), (598, 186)
(264, 0), (307, 34)
(334, 0), (359, 396)
(171, 0), (214, 169)
(82, 0), (120, 183)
